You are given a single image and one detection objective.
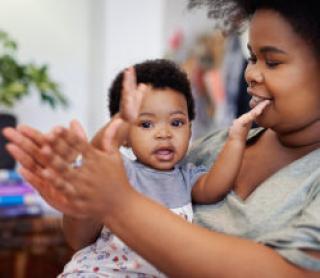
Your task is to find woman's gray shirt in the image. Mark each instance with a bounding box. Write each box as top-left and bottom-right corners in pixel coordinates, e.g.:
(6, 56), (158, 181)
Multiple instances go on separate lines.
(185, 128), (320, 271)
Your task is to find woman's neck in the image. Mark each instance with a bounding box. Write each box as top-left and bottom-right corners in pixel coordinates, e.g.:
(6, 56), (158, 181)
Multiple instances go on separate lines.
(274, 120), (320, 150)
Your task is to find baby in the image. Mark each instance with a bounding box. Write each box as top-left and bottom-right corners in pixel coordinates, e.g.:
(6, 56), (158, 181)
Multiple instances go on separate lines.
(60, 59), (269, 277)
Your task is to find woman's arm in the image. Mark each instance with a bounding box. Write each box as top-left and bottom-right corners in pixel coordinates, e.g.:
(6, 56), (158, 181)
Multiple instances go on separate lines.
(26, 127), (318, 278)
(62, 216), (102, 251)
(106, 189), (317, 278)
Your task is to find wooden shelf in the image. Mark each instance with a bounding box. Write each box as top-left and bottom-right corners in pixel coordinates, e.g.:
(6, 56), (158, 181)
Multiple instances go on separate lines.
(0, 216), (72, 278)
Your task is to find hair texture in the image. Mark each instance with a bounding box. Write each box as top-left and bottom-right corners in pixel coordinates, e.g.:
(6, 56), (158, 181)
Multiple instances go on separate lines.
(108, 59), (195, 120)
(188, 0), (320, 57)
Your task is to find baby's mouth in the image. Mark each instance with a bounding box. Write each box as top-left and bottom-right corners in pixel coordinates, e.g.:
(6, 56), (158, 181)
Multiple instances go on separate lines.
(154, 148), (174, 161)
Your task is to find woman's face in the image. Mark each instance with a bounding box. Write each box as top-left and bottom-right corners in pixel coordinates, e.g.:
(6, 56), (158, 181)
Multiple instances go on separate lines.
(245, 9), (320, 134)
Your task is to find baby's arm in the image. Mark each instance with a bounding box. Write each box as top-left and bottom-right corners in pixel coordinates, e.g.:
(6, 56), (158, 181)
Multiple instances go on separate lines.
(192, 100), (270, 204)
(92, 67), (147, 151)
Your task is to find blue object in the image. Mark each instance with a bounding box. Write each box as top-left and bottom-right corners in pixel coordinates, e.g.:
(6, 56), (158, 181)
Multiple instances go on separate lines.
(0, 194), (37, 206)
(0, 169), (23, 182)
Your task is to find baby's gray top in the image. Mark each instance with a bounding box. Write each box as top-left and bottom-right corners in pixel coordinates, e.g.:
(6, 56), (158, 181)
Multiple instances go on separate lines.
(185, 128), (320, 271)
(123, 156), (207, 209)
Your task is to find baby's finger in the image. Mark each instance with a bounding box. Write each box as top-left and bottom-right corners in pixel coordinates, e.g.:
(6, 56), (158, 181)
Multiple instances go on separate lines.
(251, 100), (271, 117)
(136, 83), (148, 106)
(121, 68), (139, 122)
(250, 100), (271, 117)
(70, 120), (88, 141)
(238, 100), (271, 126)
(123, 67), (137, 94)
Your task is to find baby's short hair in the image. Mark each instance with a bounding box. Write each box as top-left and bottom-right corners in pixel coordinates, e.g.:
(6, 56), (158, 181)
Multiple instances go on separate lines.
(108, 59), (195, 120)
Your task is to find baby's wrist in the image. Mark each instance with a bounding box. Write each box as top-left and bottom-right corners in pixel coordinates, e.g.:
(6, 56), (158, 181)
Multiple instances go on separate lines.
(225, 136), (246, 148)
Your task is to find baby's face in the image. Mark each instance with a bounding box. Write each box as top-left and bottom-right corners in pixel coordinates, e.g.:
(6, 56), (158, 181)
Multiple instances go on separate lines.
(128, 87), (191, 171)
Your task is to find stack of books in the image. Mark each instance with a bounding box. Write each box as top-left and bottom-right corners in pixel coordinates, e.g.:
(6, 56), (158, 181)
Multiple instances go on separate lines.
(0, 169), (42, 218)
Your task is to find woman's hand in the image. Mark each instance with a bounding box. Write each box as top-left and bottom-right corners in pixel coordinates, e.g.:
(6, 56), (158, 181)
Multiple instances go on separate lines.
(36, 125), (133, 220)
(3, 119), (132, 220)
(2, 125), (81, 216)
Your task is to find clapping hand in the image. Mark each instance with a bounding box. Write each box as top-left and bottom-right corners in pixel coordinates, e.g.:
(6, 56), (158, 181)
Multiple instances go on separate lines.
(2, 67), (146, 220)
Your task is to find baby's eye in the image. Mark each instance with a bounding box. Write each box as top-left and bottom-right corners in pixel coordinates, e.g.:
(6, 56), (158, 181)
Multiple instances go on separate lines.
(171, 119), (185, 127)
(139, 121), (153, 129)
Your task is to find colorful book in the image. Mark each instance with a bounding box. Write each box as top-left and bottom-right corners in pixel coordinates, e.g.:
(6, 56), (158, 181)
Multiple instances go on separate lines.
(0, 204), (42, 218)
(0, 182), (35, 195)
(0, 193), (38, 206)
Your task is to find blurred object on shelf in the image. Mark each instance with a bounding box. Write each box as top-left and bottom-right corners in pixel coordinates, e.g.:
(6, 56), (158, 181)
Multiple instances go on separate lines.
(0, 169), (60, 219)
(0, 113), (16, 169)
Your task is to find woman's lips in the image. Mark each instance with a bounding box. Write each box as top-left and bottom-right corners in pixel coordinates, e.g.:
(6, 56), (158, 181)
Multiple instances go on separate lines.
(249, 94), (272, 109)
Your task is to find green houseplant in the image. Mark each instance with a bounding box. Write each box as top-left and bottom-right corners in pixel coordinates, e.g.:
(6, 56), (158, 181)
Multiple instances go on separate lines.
(0, 30), (68, 169)
(0, 30), (68, 109)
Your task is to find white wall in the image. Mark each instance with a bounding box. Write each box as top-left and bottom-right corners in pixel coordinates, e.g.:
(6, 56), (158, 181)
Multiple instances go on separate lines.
(0, 0), (216, 137)
(88, 0), (165, 136)
(0, 0), (91, 132)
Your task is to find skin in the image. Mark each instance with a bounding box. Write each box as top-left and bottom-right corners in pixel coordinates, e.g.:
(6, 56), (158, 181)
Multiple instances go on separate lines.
(128, 87), (191, 171)
(3, 9), (320, 277)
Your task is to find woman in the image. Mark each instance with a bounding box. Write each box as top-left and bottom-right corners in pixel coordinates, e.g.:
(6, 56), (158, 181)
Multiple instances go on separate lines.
(4, 0), (320, 276)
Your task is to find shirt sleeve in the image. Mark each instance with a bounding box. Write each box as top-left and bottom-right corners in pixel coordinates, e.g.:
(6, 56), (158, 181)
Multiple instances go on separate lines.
(258, 183), (320, 271)
(182, 163), (208, 192)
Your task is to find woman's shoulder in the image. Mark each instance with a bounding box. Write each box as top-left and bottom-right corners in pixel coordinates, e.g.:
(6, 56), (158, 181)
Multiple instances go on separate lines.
(184, 127), (265, 168)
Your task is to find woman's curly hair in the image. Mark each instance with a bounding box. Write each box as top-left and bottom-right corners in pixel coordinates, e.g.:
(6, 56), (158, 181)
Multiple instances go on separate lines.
(188, 0), (320, 57)
(108, 59), (194, 120)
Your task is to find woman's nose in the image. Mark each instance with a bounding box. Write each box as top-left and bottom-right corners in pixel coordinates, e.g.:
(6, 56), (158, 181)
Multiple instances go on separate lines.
(245, 63), (264, 87)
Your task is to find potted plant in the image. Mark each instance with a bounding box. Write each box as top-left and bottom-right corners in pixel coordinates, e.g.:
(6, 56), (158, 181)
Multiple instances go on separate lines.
(0, 30), (68, 169)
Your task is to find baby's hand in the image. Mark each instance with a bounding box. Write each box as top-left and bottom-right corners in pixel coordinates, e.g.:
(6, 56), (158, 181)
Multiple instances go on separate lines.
(101, 67), (148, 152)
(120, 67), (148, 123)
(228, 100), (270, 142)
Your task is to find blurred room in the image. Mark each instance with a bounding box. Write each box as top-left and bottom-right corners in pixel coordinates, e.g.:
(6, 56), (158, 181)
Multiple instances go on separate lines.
(0, 0), (249, 276)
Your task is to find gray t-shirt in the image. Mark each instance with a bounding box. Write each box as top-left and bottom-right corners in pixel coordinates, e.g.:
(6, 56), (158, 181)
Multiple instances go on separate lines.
(185, 128), (320, 271)
(60, 157), (207, 277)
(123, 156), (207, 209)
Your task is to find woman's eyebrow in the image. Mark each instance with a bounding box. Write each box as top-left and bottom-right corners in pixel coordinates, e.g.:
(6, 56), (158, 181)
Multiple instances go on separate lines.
(259, 46), (287, 55)
(247, 44), (287, 55)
